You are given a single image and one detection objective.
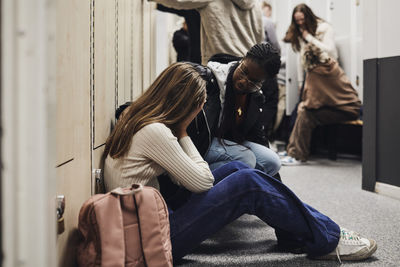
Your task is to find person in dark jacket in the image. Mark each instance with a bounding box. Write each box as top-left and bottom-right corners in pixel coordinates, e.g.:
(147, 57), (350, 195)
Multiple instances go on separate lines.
(156, 4), (201, 63)
(188, 42), (281, 175)
(172, 21), (191, 62)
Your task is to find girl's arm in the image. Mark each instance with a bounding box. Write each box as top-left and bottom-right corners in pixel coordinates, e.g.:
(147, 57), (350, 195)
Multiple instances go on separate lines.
(304, 23), (338, 59)
(138, 123), (214, 193)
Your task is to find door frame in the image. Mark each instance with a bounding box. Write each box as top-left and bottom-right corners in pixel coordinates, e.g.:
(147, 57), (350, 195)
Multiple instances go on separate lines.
(1, 0), (57, 266)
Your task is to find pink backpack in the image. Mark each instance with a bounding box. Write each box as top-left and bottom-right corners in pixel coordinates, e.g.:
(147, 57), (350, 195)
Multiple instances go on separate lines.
(77, 184), (173, 267)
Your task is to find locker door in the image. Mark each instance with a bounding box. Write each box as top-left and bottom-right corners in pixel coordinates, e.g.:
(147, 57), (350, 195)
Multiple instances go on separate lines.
(142, 1), (153, 90)
(132, 1), (144, 100)
(93, 0), (117, 149)
(55, 0), (91, 266)
(117, 0), (133, 106)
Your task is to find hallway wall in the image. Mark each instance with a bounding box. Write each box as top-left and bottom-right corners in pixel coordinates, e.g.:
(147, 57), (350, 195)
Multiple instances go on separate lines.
(362, 0), (400, 199)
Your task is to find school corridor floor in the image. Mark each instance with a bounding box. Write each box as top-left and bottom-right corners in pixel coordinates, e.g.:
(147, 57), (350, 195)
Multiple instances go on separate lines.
(177, 157), (400, 267)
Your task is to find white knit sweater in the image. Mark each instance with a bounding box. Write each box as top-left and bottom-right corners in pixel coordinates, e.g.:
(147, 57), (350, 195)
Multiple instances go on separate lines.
(297, 21), (338, 86)
(104, 123), (214, 193)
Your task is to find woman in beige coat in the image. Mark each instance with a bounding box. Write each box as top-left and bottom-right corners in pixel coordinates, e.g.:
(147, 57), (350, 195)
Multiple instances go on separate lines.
(282, 43), (361, 164)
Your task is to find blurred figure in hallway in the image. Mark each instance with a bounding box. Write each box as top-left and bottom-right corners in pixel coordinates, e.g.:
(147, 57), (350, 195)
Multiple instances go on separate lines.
(261, 1), (280, 53)
(157, 4), (201, 63)
(279, 3), (339, 160)
(260, 1), (287, 144)
(284, 3), (338, 91)
(173, 20), (191, 62)
(152, 0), (264, 64)
(281, 43), (361, 165)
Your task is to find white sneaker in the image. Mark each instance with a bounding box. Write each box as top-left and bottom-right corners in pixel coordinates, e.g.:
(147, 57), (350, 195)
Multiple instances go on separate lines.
(277, 151), (288, 158)
(315, 228), (377, 263)
(281, 156), (304, 166)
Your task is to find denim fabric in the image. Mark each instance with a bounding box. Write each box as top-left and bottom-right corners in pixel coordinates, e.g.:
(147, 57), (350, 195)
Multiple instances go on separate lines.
(168, 161), (340, 261)
(204, 137), (281, 175)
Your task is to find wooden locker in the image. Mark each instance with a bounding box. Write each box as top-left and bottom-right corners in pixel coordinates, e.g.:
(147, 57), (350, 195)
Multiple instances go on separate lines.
(55, 1), (91, 265)
(117, 0), (134, 106)
(132, 1), (143, 100)
(93, 0), (117, 148)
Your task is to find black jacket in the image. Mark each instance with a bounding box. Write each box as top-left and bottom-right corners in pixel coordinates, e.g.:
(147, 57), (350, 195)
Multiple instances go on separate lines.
(188, 63), (277, 156)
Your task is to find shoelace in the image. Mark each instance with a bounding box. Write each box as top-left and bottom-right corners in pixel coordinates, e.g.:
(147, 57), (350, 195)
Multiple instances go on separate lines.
(335, 229), (364, 263)
(341, 229), (361, 242)
(341, 228), (361, 237)
(335, 247), (342, 264)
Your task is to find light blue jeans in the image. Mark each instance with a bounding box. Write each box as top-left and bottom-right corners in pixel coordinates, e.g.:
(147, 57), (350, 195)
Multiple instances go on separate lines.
(204, 137), (281, 176)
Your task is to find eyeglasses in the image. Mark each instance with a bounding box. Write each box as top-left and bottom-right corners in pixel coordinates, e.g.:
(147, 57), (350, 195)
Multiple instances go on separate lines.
(236, 63), (264, 93)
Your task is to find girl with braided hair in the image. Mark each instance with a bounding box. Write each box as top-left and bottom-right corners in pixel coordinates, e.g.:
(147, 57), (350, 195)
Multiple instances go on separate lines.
(103, 62), (376, 263)
(189, 42), (282, 177)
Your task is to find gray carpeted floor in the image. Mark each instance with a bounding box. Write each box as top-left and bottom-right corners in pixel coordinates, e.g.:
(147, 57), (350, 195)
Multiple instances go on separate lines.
(178, 158), (400, 266)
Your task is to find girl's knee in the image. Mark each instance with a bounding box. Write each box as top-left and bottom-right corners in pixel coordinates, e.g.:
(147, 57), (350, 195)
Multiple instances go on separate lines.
(235, 150), (257, 168)
(257, 150), (281, 176)
(266, 153), (281, 176)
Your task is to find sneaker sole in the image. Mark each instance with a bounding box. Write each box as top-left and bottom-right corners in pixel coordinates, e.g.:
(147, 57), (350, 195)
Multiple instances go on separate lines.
(281, 162), (302, 166)
(281, 160), (306, 166)
(314, 239), (377, 261)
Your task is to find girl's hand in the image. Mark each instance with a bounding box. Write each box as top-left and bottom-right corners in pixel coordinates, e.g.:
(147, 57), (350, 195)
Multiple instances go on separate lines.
(301, 29), (309, 39)
(175, 104), (204, 139)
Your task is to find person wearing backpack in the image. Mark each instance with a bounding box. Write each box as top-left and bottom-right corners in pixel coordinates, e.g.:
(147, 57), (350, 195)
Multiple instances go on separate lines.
(102, 56), (377, 264)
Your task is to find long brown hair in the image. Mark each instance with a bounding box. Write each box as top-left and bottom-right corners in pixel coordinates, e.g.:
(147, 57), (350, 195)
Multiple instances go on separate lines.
(103, 62), (207, 159)
(283, 3), (322, 51)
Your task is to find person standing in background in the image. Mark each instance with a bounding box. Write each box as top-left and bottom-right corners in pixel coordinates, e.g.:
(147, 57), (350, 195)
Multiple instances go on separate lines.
(151, 0), (264, 65)
(260, 1), (284, 141)
(261, 1), (281, 53)
(156, 4), (202, 63)
(173, 21), (191, 62)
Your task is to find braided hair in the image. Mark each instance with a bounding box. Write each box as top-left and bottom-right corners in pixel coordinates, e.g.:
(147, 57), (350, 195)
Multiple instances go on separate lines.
(216, 42), (281, 144)
(245, 42), (281, 78)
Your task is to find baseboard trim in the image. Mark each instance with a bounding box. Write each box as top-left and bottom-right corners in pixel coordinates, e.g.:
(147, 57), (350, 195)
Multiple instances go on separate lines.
(375, 182), (400, 200)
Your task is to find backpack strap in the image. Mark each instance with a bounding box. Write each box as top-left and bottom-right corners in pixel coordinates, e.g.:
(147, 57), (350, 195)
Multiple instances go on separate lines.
(133, 195), (148, 267)
(93, 194), (125, 267)
(135, 187), (173, 266)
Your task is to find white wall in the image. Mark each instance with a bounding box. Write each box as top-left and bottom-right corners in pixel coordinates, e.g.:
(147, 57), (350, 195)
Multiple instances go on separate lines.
(155, 10), (182, 77)
(1, 0), (57, 266)
(155, 11), (171, 77)
(363, 0), (400, 60)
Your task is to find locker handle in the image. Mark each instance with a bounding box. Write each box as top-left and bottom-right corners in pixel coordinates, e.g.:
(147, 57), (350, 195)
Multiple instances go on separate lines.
(57, 195), (65, 220)
(57, 195), (65, 235)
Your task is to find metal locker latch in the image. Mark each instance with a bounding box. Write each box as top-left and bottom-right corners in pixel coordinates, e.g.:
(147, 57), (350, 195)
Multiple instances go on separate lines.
(57, 195), (65, 235)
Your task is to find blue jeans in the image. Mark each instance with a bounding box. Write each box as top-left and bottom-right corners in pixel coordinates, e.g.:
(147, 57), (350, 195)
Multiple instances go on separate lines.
(168, 161), (340, 261)
(204, 137), (281, 176)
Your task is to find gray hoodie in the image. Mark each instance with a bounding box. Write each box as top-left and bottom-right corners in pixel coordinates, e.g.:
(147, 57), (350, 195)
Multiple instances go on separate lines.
(153, 0), (264, 64)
